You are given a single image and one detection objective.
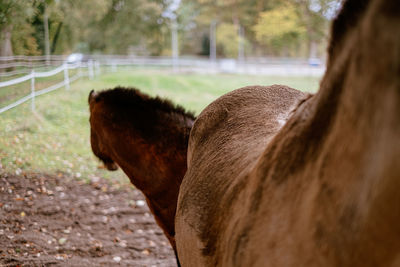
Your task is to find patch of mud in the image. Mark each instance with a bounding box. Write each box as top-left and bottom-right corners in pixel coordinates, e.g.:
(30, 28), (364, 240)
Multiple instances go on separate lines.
(0, 172), (176, 266)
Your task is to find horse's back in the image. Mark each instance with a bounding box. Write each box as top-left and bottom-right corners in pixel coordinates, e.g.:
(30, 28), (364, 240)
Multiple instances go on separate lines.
(176, 85), (306, 266)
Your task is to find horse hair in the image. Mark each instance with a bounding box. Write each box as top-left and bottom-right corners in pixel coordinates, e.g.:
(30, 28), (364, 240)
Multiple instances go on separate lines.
(93, 86), (196, 120)
(91, 87), (196, 147)
(328, 0), (371, 59)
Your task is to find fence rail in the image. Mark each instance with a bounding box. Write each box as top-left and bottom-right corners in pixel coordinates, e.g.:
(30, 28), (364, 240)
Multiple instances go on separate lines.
(0, 55), (66, 78)
(0, 55), (325, 115)
(0, 61), (93, 114)
(94, 55), (325, 76)
(0, 55), (65, 61)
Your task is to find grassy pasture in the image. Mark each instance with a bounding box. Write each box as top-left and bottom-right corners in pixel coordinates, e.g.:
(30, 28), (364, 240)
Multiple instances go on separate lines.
(0, 68), (321, 183)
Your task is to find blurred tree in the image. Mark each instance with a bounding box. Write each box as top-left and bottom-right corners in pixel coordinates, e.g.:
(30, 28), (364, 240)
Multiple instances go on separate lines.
(293, 0), (342, 58)
(12, 20), (41, 56)
(180, 0), (341, 57)
(181, 0), (257, 57)
(200, 34), (210, 56)
(0, 1), (38, 56)
(216, 23), (238, 58)
(174, 0), (202, 56)
(87, 0), (166, 55)
(1, 0), (168, 56)
(45, 0), (109, 54)
(253, 3), (306, 56)
(215, 22), (250, 58)
(0, 0), (341, 57)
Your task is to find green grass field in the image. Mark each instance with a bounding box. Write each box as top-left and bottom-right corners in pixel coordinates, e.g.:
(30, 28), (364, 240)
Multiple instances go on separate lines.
(0, 68), (321, 183)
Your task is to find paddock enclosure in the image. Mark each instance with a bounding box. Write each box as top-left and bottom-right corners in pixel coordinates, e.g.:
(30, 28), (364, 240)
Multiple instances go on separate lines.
(3, 0), (398, 266)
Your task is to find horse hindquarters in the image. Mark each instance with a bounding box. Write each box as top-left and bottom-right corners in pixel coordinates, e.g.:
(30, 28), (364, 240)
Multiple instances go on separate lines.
(176, 85), (307, 266)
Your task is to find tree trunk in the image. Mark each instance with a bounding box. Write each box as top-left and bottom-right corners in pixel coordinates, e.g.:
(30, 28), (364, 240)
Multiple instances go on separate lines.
(0, 25), (13, 73)
(43, 3), (50, 65)
(309, 40), (318, 58)
(51, 22), (63, 54)
(209, 20), (217, 61)
(0, 25), (13, 57)
(238, 24), (244, 61)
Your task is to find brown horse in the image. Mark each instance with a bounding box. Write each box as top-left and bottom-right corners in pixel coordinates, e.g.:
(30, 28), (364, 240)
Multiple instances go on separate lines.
(88, 87), (195, 262)
(176, 0), (400, 266)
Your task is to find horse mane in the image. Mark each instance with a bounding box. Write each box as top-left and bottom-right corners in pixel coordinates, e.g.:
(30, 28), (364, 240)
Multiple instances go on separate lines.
(91, 87), (196, 147)
(93, 86), (196, 120)
(328, 0), (371, 60)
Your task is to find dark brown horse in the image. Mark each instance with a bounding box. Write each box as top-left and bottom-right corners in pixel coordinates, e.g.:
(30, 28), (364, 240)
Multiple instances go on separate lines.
(88, 87), (195, 262)
(176, 0), (400, 266)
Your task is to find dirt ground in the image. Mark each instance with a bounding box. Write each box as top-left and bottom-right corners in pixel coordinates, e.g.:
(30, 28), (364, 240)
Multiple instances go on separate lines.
(0, 171), (177, 266)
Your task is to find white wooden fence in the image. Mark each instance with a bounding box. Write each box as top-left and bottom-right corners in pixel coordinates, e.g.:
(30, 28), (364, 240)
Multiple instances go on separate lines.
(0, 55), (65, 77)
(0, 61), (95, 114)
(95, 55), (325, 76)
(0, 55), (325, 115)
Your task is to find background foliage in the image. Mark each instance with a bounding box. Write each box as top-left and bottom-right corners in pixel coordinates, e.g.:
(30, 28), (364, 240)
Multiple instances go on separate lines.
(0, 0), (342, 58)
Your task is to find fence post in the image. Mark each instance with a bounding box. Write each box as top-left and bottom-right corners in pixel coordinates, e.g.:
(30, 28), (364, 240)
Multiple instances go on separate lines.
(88, 60), (94, 80)
(111, 61), (117, 72)
(78, 62), (82, 77)
(95, 61), (100, 76)
(64, 63), (70, 90)
(30, 70), (35, 111)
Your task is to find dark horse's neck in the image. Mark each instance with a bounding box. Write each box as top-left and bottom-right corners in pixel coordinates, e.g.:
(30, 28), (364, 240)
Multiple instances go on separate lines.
(116, 111), (192, 251)
(91, 88), (195, 252)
